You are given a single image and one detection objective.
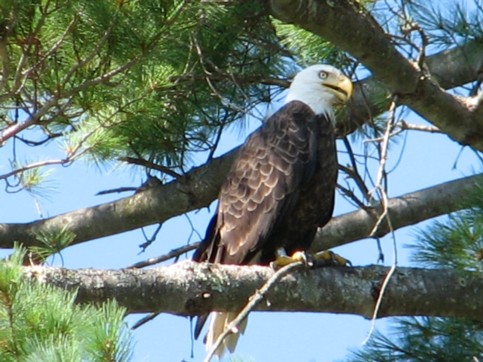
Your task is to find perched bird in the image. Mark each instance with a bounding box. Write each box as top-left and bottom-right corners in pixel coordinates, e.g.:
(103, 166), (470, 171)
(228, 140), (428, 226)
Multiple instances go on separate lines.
(193, 64), (353, 357)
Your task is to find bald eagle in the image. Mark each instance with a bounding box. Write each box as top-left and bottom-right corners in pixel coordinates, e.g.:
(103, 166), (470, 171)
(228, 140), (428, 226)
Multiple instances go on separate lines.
(193, 64), (353, 357)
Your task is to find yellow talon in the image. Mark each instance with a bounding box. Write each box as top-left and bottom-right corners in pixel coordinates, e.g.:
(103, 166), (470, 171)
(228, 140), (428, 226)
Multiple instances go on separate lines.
(271, 250), (307, 269)
(291, 251), (307, 263)
(313, 250), (352, 267)
(270, 249), (351, 269)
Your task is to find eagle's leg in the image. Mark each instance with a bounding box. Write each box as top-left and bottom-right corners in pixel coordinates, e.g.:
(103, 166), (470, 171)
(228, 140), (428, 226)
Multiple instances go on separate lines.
(270, 248), (308, 268)
(312, 250), (352, 267)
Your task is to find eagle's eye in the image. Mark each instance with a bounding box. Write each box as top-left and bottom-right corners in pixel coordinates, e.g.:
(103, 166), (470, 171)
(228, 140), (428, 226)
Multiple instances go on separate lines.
(318, 71), (329, 80)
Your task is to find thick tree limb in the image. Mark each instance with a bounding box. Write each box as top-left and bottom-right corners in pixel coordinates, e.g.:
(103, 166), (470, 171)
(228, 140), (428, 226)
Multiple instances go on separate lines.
(270, 0), (483, 150)
(311, 173), (483, 252)
(0, 150), (238, 248)
(338, 39), (483, 136)
(23, 261), (483, 320)
(0, 164), (481, 254)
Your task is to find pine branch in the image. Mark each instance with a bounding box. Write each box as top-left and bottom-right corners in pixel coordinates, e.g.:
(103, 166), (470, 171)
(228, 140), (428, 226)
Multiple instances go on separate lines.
(269, 0), (483, 150)
(22, 262), (483, 320)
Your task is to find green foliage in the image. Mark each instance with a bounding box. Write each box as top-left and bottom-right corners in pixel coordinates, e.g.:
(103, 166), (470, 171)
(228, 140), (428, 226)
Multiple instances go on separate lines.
(1, 0), (289, 186)
(408, 0), (483, 46)
(273, 21), (352, 70)
(410, 212), (483, 271)
(0, 249), (133, 361)
(30, 225), (76, 263)
(1, 0), (481, 360)
(346, 184), (483, 361)
(409, 185), (483, 271)
(14, 164), (56, 198)
(346, 317), (483, 362)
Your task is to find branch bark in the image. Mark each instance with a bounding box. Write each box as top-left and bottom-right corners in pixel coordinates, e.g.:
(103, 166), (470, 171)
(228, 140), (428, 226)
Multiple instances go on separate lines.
(0, 150), (238, 248)
(311, 173), (483, 251)
(338, 39), (483, 136)
(23, 261), (483, 320)
(270, 0), (483, 150)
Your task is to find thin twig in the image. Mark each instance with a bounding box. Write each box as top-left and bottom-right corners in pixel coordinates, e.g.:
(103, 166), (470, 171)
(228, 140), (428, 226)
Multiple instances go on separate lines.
(337, 183), (367, 210)
(183, 214), (203, 253)
(364, 120), (441, 143)
(203, 262), (304, 362)
(364, 194), (397, 345)
(369, 96), (397, 236)
(119, 157), (182, 179)
(364, 95), (398, 344)
(341, 138), (371, 201)
(1, 158), (72, 181)
(131, 312), (160, 330)
(128, 242), (199, 269)
(399, 120), (440, 133)
(139, 224), (163, 252)
(339, 165), (370, 202)
(1, 124), (99, 181)
(95, 187), (139, 196)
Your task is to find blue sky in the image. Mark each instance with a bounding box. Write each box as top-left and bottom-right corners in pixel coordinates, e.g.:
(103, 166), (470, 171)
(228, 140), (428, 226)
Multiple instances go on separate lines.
(1, 0), (481, 359)
(1, 97), (480, 361)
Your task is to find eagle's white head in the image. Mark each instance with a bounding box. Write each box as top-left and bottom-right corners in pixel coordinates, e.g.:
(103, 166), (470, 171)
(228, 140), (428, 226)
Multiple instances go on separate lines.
(284, 64), (353, 119)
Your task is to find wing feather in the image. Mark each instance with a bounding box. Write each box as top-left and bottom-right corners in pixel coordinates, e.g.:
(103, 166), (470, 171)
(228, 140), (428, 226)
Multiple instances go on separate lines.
(201, 101), (318, 265)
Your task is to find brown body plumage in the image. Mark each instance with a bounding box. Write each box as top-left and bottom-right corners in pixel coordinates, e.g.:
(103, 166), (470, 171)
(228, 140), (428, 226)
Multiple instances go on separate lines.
(193, 100), (337, 265)
(192, 64), (352, 357)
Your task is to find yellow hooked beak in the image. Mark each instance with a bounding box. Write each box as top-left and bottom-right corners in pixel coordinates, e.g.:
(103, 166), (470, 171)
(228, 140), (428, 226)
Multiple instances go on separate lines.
(322, 74), (353, 103)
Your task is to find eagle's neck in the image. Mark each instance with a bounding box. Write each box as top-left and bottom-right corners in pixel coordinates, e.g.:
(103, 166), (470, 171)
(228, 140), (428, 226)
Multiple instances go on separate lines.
(284, 89), (335, 124)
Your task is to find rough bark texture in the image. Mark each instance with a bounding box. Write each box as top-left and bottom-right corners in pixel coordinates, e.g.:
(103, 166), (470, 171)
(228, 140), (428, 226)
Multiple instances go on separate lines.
(23, 261), (483, 320)
(338, 39), (483, 136)
(0, 149), (238, 248)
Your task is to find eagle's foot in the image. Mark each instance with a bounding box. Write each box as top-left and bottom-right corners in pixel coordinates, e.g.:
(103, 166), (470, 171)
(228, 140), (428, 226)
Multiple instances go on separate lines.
(312, 250), (352, 267)
(270, 250), (308, 269)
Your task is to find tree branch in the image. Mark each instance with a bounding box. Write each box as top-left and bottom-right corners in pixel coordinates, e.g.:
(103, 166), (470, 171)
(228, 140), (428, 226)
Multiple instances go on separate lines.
(337, 38), (483, 136)
(0, 149), (238, 248)
(0, 159), (481, 253)
(270, 0), (483, 150)
(311, 173), (483, 252)
(23, 261), (483, 320)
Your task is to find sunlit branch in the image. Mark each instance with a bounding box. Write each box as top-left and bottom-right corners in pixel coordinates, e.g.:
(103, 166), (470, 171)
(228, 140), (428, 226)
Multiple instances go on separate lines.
(399, 120), (441, 134)
(270, 0), (483, 150)
(311, 173), (483, 252)
(22, 262), (483, 319)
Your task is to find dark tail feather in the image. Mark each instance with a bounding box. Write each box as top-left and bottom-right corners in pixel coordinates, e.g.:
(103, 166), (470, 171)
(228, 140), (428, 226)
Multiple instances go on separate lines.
(193, 214), (217, 262)
(193, 213), (216, 341)
(194, 314), (209, 340)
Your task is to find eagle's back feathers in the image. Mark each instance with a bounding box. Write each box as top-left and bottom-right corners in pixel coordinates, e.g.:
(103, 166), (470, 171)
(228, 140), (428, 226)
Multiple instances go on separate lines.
(194, 100), (337, 267)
